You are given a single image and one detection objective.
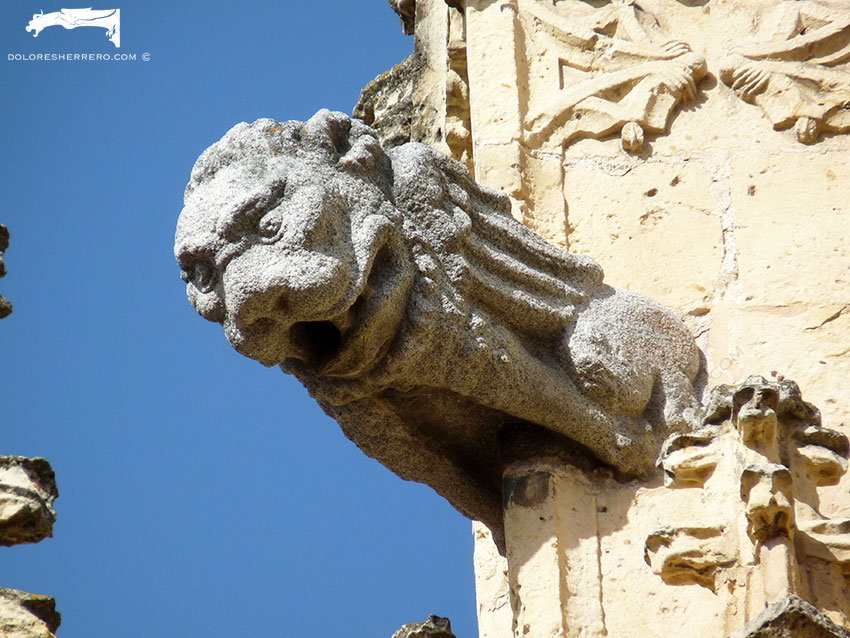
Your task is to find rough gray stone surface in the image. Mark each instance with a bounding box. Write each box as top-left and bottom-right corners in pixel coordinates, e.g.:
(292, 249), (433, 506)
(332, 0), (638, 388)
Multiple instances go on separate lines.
(729, 595), (850, 638)
(393, 614), (455, 638)
(0, 224), (12, 319)
(354, 54), (420, 149)
(0, 589), (60, 637)
(0, 456), (58, 547)
(175, 110), (701, 549)
(388, 0), (415, 35)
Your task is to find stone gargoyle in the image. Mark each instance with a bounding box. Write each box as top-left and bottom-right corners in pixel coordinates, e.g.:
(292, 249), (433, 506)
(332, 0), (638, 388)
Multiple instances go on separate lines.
(175, 110), (701, 548)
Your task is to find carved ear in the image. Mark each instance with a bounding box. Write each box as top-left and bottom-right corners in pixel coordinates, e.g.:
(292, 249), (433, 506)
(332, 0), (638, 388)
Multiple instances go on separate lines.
(304, 109), (353, 159)
(337, 133), (383, 174)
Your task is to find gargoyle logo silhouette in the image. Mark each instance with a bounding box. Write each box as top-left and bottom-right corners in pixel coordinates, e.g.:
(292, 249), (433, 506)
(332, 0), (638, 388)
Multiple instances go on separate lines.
(26, 8), (120, 48)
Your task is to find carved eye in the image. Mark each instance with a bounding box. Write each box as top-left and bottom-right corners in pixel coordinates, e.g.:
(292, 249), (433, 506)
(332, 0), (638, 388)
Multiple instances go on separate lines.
(257, 209), (282, 239)
(182, 261), (216, 294)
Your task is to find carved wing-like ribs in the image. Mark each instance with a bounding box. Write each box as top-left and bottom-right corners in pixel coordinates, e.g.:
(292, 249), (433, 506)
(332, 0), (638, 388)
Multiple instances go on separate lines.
(459, 205), (603, 334)
(426, 152), (604, 334)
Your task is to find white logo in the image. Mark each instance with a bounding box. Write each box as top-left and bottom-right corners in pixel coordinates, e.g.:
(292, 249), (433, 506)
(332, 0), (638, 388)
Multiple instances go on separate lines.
(26, 8), (120, 48)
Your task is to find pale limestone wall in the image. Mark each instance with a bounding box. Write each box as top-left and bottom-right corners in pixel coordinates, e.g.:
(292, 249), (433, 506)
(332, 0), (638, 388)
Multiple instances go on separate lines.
(405, 1), (850, 637)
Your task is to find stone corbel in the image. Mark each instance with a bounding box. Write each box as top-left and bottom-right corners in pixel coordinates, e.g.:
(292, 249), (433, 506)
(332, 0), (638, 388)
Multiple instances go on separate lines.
(644, 525), (736, 590)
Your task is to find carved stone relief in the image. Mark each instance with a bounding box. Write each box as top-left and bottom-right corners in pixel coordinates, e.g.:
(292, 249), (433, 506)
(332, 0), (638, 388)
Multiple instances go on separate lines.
(520, 0), (707, 152)
(719, 1), (850, 144)
(644, 525), (736, 590)
(397, 0), (850, 162)
(367, 2), (850, 637)
(649, 376), (850, 619)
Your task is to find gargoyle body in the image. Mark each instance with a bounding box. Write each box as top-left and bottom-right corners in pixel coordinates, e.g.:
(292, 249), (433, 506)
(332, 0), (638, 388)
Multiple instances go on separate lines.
(175, 110), (700, 546)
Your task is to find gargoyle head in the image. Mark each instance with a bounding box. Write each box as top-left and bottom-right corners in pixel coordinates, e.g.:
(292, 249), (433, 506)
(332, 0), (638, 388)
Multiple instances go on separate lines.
(175, 111), (414, 376)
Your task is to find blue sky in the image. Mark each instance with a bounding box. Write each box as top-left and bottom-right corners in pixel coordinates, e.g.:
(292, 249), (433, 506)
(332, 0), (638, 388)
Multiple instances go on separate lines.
(0, 2), (479, 636)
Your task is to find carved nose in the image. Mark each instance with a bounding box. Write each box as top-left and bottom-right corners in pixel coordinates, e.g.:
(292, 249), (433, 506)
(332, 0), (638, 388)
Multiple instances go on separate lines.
(230, 284), (288, 335)
(746, 480), (790, 512)
(223, 286), (291, 367)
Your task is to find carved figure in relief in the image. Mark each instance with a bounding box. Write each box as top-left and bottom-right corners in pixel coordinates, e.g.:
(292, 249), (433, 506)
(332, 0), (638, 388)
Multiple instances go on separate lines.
(522, 0), (706, 151)
(175, 110), (701, 546)
(720, 0), (850, 144)
(649, 376), (850, 590)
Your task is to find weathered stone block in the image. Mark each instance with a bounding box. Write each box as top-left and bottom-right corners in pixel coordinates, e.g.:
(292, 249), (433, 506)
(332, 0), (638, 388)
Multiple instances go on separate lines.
(729, 595), (850, 638)
(0, 589), (60, 638)
(0, 456), (58, 547)
(732, 152), (850, 308)
(354, 55), (420, 149)
(472, 522), (511, 638)
(393, 614), (454, 638)
(564, 160), (723, 314)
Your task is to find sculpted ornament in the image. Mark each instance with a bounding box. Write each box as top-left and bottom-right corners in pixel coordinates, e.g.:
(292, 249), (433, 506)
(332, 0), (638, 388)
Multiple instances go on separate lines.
(648, 376), (850, 592)
(521, 0), (706, 151)
(720, 0), (850, 144)
(175, 110), (701, 546)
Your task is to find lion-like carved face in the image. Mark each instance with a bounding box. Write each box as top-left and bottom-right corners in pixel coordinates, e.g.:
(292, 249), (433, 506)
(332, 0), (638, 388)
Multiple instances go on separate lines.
(175, 113), (413, 376)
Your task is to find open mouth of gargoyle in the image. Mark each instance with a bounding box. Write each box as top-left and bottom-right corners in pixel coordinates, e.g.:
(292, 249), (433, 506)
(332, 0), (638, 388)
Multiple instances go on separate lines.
(288, 316), (348, 370)
(281, 244), (407, 377)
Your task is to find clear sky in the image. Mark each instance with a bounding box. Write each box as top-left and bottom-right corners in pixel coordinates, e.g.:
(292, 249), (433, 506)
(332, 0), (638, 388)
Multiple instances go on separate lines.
(0, 2), (479, 636)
